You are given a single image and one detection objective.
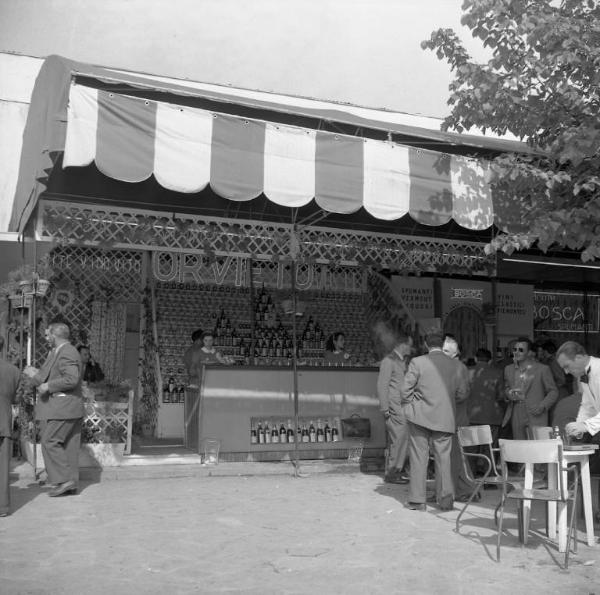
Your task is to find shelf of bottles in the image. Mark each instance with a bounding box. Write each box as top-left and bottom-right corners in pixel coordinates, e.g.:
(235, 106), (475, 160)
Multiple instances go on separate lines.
(250, 417), (342, 446)
(156, 283), (375, 405)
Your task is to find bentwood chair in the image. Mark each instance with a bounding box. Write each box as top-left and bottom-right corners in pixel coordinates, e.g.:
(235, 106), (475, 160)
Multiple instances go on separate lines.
(455, 425), (504, 531)
(497, 439), (580, 569)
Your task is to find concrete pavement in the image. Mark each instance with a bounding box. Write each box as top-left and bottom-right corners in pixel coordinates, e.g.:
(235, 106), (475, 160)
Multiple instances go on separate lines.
(1, 460), (599, 594)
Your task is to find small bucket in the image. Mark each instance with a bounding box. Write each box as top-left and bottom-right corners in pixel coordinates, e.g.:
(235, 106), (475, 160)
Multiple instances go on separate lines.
(202, 438), (220, 465)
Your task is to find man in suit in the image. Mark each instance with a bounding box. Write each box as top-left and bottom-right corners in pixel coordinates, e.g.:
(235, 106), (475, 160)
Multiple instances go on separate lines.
(377, 331), (413, 484)
(502, 336), (558, 439)
(401, 330), (469, 511)
(443, 335), (476, 502)
(0, 336), (21, 516)
(556, 341), (600, 474)
(24, 322), (83, 497)
(468, 348), (505, 442)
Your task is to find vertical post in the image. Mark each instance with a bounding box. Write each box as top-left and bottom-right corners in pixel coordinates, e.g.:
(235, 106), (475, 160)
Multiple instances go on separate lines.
(248, 257), (256, 365)
(149, 268), (163, 438)
(490, 277), (498, 363)
(136, 253), (148, 444)
(29, 289), (37, 478)
(290, 259), (300, 477)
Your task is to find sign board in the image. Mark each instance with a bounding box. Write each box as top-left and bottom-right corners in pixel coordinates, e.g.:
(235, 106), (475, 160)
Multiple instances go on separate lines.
(439, 279), (533, 339)
(496, 283), (533, 337)
(534, 291), (600, 334)
(438, 279), (490, 320)
(389, 276), (435, 319)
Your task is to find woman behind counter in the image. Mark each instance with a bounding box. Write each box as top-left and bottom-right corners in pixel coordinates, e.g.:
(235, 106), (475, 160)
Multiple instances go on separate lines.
(197, 331), (231, 365)
(323, 332), (352, 365)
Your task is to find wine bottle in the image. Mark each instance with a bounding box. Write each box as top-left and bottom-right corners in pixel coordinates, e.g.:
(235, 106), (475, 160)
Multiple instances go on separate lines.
(250, 424), (257, 444)
(279, 422), (287, 444)
(287, 420), (294, 443)
(271, 423), (279, 444)
(257, 421), (264, 444)
(316, 419), (325, 443)
(302, 424), (309, 443)
(309, 420), (316, 443)
(324, 420), (331, 442)
(331, 423), (339, 442)
(264, 421), (271, 444)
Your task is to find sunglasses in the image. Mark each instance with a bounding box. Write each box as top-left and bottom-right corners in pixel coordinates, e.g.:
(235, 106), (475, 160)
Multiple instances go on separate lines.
(512, 347), (526, 353)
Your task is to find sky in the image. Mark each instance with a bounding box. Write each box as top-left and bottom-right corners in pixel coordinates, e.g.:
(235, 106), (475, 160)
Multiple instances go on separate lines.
(0, 0), (490, 118)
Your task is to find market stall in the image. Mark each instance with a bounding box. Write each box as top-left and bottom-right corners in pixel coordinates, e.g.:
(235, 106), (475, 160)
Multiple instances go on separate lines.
(4, 55), (535, 464)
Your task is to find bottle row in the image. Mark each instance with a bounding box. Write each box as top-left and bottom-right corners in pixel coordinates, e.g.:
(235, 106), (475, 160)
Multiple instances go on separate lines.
(250, 417), (343, 445)
(162, 378), (186, 404)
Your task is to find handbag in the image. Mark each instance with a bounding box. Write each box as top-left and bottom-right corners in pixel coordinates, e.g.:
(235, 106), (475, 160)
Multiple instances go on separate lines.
(341, 413), (371, 439)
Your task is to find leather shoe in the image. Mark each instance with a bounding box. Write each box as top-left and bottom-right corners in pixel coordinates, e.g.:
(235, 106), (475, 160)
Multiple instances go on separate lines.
(49, 481), (77, 497)
(384, 474), (409, 484)
(405, 501), (426, 511)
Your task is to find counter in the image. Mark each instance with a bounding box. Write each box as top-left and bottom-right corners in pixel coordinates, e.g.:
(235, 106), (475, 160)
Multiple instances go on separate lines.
(184, 365), (385, 462)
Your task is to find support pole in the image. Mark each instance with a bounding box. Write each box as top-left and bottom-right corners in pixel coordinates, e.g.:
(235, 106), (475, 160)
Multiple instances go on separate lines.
(248, 258), (256, 365)
(290, 259), (301, 478)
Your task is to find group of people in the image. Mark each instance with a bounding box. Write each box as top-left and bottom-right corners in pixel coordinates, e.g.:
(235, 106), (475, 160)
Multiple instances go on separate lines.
(377, 328), (600, 511)
(0, 323), (105, 516)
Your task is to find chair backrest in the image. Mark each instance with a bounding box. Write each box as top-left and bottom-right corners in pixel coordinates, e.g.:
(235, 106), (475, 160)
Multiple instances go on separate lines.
(457, 424), (493, 448)
(457, 425), (499, 480)
(499, 439), (567, 498)
(499, 439), (561, 464)
(529, 425), (553, 440)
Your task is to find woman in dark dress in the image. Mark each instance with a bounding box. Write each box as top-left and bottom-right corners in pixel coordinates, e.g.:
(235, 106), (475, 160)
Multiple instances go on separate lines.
(323, 332), (351, 365)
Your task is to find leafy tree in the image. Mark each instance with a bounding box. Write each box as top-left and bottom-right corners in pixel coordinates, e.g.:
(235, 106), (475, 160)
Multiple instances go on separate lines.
(422, 0), (600, 261)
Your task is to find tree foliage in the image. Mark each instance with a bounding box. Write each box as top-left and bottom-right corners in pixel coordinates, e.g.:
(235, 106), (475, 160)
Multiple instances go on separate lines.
(422, 0), (600, 260)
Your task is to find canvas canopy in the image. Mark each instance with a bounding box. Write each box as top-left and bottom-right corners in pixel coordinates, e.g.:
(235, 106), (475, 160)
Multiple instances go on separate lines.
(10, 55), (530, 235)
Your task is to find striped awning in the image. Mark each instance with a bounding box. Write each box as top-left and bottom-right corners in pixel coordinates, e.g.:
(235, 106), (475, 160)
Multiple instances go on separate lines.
(63, 84), (495, 230)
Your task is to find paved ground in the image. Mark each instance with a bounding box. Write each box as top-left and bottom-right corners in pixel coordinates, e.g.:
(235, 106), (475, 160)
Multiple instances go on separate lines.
(1, 460), (599, 595)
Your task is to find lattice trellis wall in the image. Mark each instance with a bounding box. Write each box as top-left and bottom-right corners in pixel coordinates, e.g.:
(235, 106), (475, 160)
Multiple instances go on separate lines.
(83, 402), (130, 444)
(39, 199), (495, 275)
(38, 246), (143, 372)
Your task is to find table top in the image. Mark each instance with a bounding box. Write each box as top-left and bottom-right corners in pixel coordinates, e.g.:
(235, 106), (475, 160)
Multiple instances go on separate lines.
(563, 444), (598, 454)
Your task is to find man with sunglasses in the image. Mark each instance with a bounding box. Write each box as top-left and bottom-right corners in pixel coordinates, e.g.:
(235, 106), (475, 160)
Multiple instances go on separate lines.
(555, 342), (600, 467)
(502, 337), (558, 439)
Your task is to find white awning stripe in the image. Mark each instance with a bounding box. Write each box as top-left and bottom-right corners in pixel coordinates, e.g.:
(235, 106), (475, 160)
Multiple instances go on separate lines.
(154, 102), (212, 193)
(63, 85), (98, 168)
(363, 139), (410, 221)
(263, 123), (315, 207)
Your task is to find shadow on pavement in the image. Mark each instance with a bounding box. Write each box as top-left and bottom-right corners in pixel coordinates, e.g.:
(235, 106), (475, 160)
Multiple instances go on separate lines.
(8, 457), (102, 514)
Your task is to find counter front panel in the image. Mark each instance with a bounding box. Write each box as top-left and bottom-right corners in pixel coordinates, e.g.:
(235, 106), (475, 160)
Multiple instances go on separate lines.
(193, 365), (384, 461)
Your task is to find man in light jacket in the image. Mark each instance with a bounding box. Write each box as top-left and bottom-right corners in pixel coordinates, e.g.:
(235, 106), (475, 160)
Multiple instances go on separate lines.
(402, 330), (469, 511)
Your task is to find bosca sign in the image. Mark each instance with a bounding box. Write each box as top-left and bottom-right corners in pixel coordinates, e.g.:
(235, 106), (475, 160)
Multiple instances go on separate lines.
(534, 291), (600, 333)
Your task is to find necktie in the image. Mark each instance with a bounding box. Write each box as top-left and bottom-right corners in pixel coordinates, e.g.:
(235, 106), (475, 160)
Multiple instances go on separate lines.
(580, 366), (591, 384)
